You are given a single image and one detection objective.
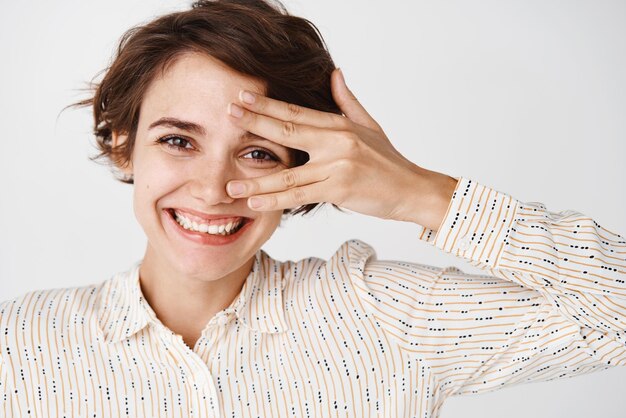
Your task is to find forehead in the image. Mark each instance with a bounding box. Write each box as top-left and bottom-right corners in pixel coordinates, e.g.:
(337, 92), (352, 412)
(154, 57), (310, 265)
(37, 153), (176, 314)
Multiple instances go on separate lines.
(139, 52), (265, 128)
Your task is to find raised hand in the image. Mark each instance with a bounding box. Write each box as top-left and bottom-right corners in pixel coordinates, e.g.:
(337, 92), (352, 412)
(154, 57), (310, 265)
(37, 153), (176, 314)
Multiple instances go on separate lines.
(226, 68), (457, 229)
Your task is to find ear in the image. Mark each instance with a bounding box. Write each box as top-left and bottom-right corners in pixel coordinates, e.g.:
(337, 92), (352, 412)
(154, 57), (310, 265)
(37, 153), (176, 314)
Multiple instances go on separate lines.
(111, 131), (133, 177)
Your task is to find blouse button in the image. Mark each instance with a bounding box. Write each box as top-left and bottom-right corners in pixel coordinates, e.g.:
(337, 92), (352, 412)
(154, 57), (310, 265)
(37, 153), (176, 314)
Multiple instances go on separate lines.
(458, 236), (471, 250)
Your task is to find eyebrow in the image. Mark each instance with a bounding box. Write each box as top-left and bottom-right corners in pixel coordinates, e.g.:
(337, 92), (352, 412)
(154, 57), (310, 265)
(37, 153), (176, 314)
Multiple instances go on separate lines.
(148, 117), (267, 142)
(149, 117), (206, 136)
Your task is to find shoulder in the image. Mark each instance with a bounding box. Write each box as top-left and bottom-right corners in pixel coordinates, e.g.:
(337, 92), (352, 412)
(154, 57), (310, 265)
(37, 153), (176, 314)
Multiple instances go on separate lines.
(336, 238), (378, 274)
(276, 239), (378, 297)
(315, 239), (449, 308)
(0, 280), (107, 345)
(279, 238), (377, 277)
(1, 283), (101, 319)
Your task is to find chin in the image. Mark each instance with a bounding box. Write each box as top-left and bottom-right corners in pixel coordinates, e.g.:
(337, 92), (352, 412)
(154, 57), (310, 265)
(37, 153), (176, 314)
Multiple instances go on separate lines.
(166, 251), (240, 281)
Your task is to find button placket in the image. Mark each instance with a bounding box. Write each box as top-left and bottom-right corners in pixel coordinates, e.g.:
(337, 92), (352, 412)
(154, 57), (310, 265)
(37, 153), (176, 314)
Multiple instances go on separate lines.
(184, 338), (220, 416)
(200, 319), (226, 418)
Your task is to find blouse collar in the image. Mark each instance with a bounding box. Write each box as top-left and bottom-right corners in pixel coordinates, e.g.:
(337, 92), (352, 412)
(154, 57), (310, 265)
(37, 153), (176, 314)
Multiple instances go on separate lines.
(97, 248), (291, 344)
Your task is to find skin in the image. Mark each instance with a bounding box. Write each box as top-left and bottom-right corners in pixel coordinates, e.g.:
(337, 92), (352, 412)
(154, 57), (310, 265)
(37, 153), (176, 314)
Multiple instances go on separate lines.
(113, 51), (458, 349)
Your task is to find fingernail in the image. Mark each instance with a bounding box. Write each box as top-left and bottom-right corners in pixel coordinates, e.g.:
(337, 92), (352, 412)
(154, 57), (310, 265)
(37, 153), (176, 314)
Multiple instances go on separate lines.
(228, 103), (244, 118)
(249, 197), (264, 209)
(227, 181), (245, 196)
(240, 90), (256, 104)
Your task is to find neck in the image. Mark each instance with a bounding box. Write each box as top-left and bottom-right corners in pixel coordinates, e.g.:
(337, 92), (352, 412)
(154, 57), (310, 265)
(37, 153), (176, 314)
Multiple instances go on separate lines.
(138, 243), (255, 347)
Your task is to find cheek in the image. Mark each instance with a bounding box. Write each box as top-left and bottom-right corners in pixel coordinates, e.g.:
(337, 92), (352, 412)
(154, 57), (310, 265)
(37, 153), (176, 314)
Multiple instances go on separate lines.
(131, 157), (182, 220)
(134, 150), (182, 190)
(261, 210), (283, 232)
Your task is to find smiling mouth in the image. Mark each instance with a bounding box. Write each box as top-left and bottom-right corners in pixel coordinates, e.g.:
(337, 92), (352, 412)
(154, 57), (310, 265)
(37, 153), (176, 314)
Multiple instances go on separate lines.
(166, 209), (251, 236)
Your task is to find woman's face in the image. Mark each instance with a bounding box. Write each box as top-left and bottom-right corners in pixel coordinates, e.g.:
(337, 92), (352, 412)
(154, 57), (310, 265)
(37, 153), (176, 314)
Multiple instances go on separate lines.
(116, 52), (293, 281)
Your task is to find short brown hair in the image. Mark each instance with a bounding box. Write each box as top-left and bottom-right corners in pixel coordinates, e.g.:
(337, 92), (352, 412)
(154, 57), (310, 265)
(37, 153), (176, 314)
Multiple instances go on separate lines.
(75, 0), (342, 216)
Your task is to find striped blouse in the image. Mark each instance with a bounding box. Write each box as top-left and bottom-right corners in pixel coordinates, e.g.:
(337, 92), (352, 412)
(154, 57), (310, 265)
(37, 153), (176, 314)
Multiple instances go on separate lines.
(1, 177), (625, 418)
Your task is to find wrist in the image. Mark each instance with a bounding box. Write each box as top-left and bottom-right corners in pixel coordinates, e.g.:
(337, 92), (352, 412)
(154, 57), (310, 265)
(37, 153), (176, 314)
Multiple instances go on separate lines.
(406, 166), (459, 231)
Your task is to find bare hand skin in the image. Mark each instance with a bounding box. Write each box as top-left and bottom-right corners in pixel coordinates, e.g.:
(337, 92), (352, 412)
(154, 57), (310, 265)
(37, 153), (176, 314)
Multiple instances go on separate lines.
(226, 68), (458, 231)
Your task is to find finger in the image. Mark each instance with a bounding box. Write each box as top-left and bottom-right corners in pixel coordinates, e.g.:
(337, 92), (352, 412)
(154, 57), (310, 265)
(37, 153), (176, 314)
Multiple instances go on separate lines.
(228, 103), (333, 152)
(246, 181), (328, 211)
(227, 162), (329, 198)
(331, 68), (381, 131)
(237, 90), (345, 129)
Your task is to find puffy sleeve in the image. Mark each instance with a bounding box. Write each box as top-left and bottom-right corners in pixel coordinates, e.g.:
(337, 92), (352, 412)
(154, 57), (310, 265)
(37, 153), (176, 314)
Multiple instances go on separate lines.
(348, 176), (626, 399)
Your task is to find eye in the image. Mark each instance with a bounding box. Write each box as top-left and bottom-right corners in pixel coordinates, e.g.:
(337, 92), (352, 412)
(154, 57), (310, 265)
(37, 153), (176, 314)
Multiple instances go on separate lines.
(156, 135), (194, 152)
(242, 149), (279, 163)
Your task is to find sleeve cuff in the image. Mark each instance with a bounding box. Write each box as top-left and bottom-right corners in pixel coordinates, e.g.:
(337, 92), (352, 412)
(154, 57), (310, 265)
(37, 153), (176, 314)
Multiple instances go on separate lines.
(418, 177), (520, 268)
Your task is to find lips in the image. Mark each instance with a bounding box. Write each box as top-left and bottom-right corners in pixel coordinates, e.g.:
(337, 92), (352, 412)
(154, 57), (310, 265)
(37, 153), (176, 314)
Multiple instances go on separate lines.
(163, 208), (254, 246)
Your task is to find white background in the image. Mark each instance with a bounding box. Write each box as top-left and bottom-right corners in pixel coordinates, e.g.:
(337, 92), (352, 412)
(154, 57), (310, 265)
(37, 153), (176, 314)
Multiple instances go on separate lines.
(1, 1), (625, 417)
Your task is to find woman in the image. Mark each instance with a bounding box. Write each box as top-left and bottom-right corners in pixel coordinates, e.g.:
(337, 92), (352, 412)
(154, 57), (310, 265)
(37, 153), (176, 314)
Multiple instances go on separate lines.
(1, 0), (624, 417)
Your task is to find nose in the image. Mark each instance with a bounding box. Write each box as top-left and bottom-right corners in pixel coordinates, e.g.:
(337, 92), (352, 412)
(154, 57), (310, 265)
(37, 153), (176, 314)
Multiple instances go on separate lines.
(187, 157), (237, 206)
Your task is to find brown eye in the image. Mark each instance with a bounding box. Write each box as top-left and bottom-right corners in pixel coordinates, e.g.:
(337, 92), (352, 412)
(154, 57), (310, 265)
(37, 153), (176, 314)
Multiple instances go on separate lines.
(242, 149), (279, 163)
(156, 135), (194, 151)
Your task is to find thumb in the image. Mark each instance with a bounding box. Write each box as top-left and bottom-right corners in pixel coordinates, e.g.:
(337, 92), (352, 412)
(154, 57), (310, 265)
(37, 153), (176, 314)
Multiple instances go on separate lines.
(331, 68), (380, 131)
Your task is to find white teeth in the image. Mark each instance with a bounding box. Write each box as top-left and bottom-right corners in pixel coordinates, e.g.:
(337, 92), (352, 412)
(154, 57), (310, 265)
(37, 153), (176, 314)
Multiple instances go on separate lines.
(172, 210), (243, 236)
